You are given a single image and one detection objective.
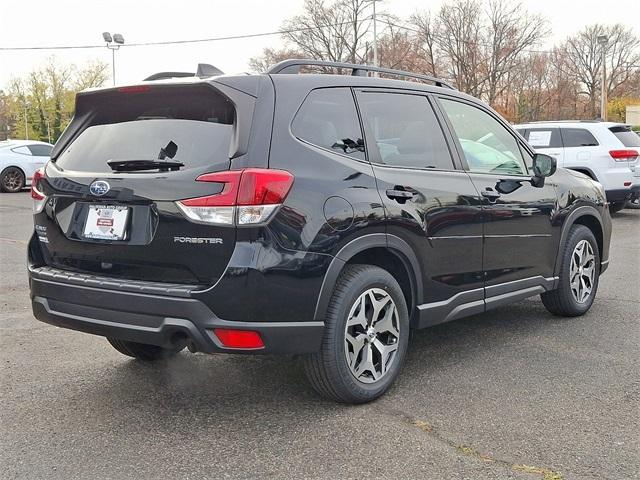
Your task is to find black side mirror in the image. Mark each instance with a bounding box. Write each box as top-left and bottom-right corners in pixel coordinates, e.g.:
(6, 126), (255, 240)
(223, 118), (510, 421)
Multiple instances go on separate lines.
(531, 153), (556, 187)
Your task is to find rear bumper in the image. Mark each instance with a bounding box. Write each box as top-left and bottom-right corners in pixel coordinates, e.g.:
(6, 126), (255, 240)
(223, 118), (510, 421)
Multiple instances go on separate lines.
(606, 188), (632, 203)
(29, 266), (324, 355)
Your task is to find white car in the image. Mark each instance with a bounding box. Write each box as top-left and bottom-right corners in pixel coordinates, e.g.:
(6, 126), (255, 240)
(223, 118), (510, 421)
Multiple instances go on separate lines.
(514, 121), (639, 213)
(0, 140), (53, 193)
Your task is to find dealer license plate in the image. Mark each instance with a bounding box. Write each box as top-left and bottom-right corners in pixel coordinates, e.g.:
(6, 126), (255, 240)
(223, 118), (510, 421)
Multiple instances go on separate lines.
(83, 205), (130, 241)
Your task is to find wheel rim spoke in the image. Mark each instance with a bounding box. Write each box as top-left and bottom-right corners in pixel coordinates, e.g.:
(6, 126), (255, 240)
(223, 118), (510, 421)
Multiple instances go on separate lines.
(569, 240), (596, 304)
(344, 287), (401, 384)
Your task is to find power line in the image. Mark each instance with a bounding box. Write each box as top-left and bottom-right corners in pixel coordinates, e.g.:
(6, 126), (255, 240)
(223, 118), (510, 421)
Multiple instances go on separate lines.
(0, 22), (355, 51)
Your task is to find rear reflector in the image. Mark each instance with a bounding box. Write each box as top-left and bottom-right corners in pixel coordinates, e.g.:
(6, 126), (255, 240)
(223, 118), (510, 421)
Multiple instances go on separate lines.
(624, 181), (632, 187)
(213, 329), (264, 349)
(610, 149), (639, 161)
(176, 168), (294, 226)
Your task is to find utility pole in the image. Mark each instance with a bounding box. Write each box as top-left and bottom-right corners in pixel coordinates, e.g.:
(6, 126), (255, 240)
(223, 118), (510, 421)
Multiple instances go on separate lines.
(23, 102), (28, 140)
(372, 0), (378, 68)
(598, 35), (608, 121)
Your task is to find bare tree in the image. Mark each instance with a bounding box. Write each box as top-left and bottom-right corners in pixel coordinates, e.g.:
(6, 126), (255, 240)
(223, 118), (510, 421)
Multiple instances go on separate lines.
(564, 24), (640, 118)
(409, 12), (440, 77)
(249, 47), (304, 73)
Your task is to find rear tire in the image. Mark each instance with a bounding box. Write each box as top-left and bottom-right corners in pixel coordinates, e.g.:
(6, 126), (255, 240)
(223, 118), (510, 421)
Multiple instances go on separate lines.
(304, 265), (410, 403)
(107, 338), (183, 361)
(1, 167), (25, 193)
(609, 201), (626, 214)
(541, 225), (600, 317)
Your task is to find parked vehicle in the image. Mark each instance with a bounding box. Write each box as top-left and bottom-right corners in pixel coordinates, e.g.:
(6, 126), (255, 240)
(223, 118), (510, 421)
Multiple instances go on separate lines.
(514, 121), (639, 213)
(0, 140), (53, 193)
(29, 60), (612, 403)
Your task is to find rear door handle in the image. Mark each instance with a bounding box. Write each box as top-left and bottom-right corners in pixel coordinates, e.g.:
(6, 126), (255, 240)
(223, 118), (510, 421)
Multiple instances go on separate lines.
(386, 189), (414, 201)
(481, 189), (501, 201)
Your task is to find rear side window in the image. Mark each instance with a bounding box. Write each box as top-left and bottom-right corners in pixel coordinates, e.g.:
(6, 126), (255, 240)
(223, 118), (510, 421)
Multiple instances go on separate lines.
(56, 85), (235, 173)
(292, 88), (365, 160)
(609, 125), (640, 147)
(561, 128), (598, 147)
(28, 144), (52, 156)
(11, 146), (31, 155)
(356, 91), (454, 170)
(522, 128), (562, 149)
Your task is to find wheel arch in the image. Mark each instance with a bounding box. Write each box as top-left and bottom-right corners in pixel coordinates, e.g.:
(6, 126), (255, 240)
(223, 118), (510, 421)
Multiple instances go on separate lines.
(566, 167), (598, 181)
(313, 233), (423, 323)
(555, 206), (604, 276)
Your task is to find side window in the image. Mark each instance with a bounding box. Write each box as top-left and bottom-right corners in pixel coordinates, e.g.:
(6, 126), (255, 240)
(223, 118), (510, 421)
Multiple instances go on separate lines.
(439, 98), (527, 175)
(355, 91), (454, 170)
(11, 146), (32, 156)
(524, 128), (562, 149)
(561, 128), (599, 147)
(291, 88), (365, 160)
(27, 144), (52, 157)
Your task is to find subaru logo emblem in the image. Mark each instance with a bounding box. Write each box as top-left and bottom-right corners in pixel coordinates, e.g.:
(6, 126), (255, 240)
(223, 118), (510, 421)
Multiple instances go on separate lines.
(89, 180), (110, 196)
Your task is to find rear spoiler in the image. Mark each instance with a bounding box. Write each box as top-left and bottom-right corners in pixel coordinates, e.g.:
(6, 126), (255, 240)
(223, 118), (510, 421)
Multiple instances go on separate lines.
(144, 63), (224, 81)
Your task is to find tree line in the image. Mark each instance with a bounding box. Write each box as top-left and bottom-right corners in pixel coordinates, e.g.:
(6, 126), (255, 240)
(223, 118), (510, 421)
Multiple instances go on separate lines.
(0, 60), (109, 142)
(250, 0), (640, 123)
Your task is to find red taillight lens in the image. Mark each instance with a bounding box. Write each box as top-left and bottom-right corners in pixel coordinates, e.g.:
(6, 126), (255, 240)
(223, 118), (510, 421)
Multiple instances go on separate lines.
(213, 329), (264, 349)
(31, 168), (45, 200)
(117, 85), (151, 94)
(176, 169), (294, 225)
(610, 149), (639, 161)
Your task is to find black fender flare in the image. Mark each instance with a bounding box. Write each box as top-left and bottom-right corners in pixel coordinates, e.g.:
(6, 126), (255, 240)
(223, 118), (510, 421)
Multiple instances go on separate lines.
(554, 205), (604, 277)
(313, 233), (423, 321)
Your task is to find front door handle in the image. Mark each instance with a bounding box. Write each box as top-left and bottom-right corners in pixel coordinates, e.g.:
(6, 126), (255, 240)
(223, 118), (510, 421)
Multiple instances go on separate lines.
(481, 189), (501, 201)
(386, 189), (414, 201)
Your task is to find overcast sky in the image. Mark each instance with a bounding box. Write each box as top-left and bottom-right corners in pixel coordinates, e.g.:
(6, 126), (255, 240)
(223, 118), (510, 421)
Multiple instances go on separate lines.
(1, 0), (639, 89)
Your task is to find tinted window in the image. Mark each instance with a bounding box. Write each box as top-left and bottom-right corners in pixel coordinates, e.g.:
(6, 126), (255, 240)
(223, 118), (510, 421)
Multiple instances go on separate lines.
(11, 146), (31, 156)
(523, 128), (562, 149)
(56, 86), (234, 173)
(356, 92), (454, 170)
(439, 98), (527, 175)
(292, 88), (364, 160)
(561, 128), (598, 147)
(28, 144), (52, 157)
(609, 125), (640, 147)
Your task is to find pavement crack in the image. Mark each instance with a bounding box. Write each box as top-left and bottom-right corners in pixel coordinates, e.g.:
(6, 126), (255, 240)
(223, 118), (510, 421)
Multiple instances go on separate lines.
(375, 403), (563, 480)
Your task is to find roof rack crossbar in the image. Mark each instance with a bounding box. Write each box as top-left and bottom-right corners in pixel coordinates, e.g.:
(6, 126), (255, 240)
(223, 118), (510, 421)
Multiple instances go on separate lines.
(267, 59), (456, 89)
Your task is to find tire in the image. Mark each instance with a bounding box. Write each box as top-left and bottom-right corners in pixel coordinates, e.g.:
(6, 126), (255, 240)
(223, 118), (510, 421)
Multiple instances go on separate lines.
(304, 264), (410, 403)
(541, 225), (600, 317)
(609, 201), (626, 214)
(1, 167), (25, 193)
(107, 338), (183, 361)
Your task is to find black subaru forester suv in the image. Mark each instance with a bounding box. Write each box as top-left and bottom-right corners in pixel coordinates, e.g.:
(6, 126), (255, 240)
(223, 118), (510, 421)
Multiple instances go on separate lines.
(29, 59), (611, 403)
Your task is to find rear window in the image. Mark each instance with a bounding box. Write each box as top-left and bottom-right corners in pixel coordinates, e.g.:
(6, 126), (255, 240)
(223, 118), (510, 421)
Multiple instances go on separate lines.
(609, 125), (640, 147)
(56, 86), (234, 172)
(561, 128), (598, 147)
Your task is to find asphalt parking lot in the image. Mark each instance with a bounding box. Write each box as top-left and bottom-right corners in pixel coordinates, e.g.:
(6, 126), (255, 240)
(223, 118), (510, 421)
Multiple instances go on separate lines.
(1, 191), (638, 480)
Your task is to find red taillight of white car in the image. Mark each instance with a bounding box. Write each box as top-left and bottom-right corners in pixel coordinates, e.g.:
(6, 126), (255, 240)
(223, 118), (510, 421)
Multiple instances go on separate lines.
(609, 149), (639, 161)
(176, 168), (294, 226)
(31, 167), (47, 213)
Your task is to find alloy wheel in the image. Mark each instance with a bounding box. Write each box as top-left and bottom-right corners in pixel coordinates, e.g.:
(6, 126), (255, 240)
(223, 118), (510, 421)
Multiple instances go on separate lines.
(344, 288), (400, 384)
(569, 240), (595, 304)
(2, 170), (23, 192)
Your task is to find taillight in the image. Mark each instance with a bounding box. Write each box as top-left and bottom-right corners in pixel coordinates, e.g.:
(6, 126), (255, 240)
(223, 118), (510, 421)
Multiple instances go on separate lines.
(31, 168), (47, 213)
(213, 328), (264, 349)
(176, 168), (294, 226)
(610, 149), (639, 161)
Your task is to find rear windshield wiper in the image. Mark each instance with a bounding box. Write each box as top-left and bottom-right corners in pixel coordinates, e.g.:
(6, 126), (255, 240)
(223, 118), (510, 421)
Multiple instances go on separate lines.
(107, 159), (184, 172)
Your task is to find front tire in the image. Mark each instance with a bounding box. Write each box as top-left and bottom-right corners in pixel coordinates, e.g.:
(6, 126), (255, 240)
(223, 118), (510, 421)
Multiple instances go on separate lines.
(541, 225), (600, 317)
(304, 265), (410, 403)
(107, 338), (183, 361)
(1, 167), (25, 193)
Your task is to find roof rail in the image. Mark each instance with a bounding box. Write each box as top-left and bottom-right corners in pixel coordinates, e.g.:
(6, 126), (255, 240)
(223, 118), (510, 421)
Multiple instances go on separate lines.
(266, 59), (456, 90)
(144, 63), (224, 82)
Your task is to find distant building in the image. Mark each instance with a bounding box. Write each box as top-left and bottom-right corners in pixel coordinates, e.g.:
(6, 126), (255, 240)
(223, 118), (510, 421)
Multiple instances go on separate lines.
(626, 105), (640, 126)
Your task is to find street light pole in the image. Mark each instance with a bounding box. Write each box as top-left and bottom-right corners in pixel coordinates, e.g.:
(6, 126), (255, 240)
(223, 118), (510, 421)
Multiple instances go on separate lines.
(102, 32), (125, 86)
(598, 35), (608, 121)
(372, 0), (378, 68)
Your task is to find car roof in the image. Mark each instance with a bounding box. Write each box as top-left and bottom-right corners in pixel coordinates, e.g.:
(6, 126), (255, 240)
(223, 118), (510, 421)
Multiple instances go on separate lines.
(513, 121), (628, 129)
(0, 140), (53, 149)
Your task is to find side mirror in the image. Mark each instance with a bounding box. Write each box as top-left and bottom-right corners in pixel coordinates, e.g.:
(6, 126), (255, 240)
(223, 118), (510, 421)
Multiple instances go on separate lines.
(531, 154), (556, 187)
